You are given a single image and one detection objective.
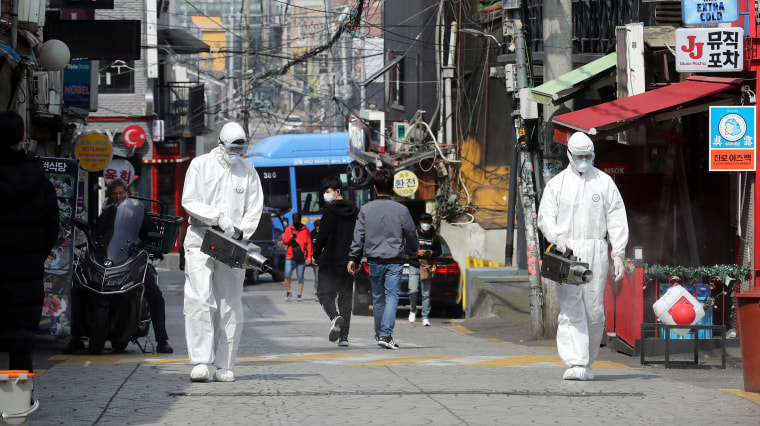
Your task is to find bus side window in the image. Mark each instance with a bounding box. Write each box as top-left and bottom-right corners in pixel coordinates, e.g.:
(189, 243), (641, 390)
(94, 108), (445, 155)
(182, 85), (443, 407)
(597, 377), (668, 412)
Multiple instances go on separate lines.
(302, 193), (312, 213)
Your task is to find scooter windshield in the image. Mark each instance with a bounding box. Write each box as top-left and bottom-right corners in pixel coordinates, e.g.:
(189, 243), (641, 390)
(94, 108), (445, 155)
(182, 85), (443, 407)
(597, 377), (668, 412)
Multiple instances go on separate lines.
(106, 200), (145, 265)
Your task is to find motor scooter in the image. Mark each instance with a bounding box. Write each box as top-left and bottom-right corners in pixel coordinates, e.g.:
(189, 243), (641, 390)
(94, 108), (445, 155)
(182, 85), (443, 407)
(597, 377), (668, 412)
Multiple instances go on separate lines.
(70, 200), (164, 355)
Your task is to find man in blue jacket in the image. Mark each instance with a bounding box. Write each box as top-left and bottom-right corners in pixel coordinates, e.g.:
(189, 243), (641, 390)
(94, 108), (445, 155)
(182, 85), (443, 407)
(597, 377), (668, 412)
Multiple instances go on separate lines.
(348, 169), (418, 349)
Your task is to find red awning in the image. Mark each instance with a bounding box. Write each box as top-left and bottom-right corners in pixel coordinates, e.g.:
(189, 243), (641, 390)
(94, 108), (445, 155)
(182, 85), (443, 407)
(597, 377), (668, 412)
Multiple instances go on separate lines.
(552, 76), (746, 144)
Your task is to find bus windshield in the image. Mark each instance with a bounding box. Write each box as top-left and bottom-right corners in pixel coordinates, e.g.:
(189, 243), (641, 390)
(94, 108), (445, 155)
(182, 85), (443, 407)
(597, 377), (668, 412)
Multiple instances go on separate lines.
(246, 132), (373, 230)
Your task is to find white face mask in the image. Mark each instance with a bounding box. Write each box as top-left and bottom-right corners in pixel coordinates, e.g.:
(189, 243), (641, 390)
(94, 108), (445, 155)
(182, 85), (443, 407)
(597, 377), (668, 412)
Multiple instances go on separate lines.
(574, 160), (592, 173)
(420, 223), (432, 231)
(223, 153), (240, 164)
(323, 192), (335, 203)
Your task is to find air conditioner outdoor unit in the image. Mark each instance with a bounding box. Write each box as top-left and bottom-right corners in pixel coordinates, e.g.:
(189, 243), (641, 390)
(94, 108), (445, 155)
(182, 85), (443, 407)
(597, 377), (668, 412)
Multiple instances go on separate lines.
(388, 121), (409, 154)
(33, 72), (49, 108)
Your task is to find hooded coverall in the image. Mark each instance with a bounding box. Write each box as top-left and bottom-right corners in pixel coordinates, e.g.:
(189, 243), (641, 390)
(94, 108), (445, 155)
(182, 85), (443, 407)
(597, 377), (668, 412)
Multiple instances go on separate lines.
(182, 146), (263, 371)
(537, 134), (628, 372)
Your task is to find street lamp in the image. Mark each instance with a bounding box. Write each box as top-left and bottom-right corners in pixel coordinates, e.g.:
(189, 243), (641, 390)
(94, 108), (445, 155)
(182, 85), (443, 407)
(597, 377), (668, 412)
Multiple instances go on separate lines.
(458, 28), (503, 49)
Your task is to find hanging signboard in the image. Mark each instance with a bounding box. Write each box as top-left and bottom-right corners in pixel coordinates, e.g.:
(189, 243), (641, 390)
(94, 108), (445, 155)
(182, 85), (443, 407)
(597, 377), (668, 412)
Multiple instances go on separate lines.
(39, 157), (79, 337)
(709, 106), (756, 171)
(103, 158), (136, 185)
(681, 0), (738, 25)
(75, 132), (113, 171)
(675, 27), (743, 72)
(393, 170), (419, 198)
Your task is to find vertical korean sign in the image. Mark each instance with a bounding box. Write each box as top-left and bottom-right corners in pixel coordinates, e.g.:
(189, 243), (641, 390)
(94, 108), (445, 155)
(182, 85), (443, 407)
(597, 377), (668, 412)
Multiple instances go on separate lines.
(709, 106), (756, 171)
(39, 157), (79, 337)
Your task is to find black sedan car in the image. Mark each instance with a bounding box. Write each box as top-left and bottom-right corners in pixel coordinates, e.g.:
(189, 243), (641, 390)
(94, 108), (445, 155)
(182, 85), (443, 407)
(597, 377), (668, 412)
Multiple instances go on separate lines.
(352, 236), (463, 317)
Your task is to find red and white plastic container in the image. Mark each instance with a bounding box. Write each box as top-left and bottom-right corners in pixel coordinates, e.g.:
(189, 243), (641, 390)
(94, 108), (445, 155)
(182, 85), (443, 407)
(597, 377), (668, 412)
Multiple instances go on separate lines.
(0, 371), (38, 426)
(653, 284), (706, 336)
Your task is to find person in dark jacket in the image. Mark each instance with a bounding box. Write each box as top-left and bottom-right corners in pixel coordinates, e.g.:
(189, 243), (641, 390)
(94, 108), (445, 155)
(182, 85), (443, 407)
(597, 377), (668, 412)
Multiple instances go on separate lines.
(64, 180), (173, 354)
(0, 111), (59, 371)
(407, 212), (442, 327)
(311, 218), (320, 294)
(312, 176), (359, 346)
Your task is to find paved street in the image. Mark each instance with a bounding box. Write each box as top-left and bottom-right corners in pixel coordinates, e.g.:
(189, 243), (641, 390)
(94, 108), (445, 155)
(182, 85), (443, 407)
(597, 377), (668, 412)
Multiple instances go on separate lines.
(13, 269), (760, 425)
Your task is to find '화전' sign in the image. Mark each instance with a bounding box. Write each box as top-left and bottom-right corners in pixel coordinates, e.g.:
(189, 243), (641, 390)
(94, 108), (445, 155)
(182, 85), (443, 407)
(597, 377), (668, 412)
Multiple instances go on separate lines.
(681, 0), (738, 25)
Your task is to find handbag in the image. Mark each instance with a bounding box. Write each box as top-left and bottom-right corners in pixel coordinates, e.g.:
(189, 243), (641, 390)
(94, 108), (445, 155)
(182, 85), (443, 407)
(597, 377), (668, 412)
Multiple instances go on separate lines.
(420, 259), (436, 280)
(290, 229), (305, 260)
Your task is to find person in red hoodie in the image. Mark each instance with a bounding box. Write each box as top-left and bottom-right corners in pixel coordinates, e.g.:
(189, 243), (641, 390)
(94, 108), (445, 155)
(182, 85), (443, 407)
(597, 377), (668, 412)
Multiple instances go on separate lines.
(282, 212), (312, 301)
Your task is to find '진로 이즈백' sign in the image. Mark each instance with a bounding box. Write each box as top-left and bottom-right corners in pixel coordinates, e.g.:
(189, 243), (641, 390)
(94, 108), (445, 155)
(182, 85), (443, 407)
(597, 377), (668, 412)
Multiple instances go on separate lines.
(675, 27), (743, 72)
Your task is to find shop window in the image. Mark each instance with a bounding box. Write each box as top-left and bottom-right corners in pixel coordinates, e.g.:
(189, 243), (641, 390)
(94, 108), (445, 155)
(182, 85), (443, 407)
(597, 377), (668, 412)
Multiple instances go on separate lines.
(99, 60), (135, 94)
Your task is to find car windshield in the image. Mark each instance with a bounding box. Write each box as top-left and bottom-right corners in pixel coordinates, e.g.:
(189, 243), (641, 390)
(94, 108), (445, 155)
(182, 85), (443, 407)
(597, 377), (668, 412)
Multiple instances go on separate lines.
(286, 117), (301, 123)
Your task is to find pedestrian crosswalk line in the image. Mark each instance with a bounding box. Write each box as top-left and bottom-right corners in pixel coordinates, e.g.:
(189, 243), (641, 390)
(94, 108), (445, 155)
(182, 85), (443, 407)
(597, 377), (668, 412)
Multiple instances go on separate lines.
(449, 325), (473, 334)
(345, 355), (463, 366)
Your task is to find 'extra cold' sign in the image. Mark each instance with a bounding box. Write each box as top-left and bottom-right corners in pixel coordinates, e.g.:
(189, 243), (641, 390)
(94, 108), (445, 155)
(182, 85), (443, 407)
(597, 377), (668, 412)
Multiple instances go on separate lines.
(681, 0), (738, 25)
(675, 27), (743, 72)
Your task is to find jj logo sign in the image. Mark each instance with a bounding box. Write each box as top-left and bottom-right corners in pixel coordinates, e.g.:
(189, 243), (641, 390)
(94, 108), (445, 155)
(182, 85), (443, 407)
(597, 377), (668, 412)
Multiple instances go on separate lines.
(675, 27), (743, 72)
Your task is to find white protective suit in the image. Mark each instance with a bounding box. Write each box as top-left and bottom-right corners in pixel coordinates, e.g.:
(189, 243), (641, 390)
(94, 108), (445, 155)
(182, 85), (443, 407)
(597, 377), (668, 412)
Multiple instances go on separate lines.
(537, 133), (628, 375)
(182, 146), (263, 371)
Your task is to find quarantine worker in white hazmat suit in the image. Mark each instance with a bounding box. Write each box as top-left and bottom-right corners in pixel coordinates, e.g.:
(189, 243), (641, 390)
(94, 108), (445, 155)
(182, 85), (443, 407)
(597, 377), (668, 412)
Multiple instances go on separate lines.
(182, 122), (263, 382)
(537, 132), (629, 381)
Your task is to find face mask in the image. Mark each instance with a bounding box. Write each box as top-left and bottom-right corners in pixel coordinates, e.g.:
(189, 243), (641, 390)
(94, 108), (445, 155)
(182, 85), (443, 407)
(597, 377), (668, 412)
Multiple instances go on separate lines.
(223, 153), (240, 164)
(420, 223), (432, 231)
(323, 192), (335, 203)
(574, 160), (592, 173)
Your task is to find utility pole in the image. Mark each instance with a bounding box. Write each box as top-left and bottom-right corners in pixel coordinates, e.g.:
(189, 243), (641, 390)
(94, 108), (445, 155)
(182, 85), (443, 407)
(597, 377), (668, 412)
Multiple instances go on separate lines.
(540, 0), (573, 336)
(508, 8), (544, 338)
(241, 0), (252, 132)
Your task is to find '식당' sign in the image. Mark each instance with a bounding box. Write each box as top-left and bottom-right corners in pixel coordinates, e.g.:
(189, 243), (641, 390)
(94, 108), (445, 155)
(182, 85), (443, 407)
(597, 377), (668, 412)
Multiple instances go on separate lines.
(675, 27), (743, 72)
(681, 0), (738, 25)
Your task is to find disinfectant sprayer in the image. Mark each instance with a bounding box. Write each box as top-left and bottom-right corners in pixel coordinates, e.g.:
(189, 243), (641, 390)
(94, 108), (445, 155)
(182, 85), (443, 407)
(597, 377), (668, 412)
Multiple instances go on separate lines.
(200, 228), (271, 271)
(540, 245), (593, 285)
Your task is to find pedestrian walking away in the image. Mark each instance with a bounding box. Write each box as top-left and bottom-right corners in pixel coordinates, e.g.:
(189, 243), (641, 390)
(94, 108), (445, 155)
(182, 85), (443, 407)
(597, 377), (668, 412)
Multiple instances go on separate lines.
(181, 121), (264, 383)
(312, 176), (359, 347)
(537, 132), (629, 381)
(407, 212), (442, 327)
(283, 212), (313, 302)
(348, 169), (418, 350)
(0, 111), (59, 372)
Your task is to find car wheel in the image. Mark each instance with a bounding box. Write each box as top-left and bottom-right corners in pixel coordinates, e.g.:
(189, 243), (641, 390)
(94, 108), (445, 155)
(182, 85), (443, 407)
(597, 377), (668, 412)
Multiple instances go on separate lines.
(245, 268), (260, 285)
(352, 286), (371, 316)
(270, 268), (285, 282)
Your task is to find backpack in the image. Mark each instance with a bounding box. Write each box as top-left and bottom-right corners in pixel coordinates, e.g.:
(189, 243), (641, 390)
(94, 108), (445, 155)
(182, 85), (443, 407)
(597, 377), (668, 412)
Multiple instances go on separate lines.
(290, 228), (305, 260)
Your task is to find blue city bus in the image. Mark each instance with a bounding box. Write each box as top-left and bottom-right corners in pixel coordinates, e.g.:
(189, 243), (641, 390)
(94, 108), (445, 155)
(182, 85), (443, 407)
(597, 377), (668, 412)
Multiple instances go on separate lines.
(245, 132), (373, 232)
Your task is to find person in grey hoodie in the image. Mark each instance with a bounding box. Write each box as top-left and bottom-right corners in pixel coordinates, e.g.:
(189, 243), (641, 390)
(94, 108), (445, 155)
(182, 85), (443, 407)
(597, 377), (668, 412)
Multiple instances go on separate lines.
(312, 175), (359, 347)
(348, 169), (418, 349)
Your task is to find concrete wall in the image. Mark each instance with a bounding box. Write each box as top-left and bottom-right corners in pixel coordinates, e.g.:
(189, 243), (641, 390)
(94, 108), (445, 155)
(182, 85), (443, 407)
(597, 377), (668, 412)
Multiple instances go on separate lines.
(439, 222), (509, 267)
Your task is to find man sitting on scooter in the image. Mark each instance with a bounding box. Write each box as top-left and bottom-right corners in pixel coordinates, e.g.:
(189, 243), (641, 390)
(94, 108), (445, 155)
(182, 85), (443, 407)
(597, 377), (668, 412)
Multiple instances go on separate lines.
(63, 180), (174, 354)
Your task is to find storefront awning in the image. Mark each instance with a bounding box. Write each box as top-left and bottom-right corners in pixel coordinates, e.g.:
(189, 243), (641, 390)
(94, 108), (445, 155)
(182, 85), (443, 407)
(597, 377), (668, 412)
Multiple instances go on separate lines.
(158, 29), (210, 54)
(552, 76), (745, 144)
(529, 52), (617, 105)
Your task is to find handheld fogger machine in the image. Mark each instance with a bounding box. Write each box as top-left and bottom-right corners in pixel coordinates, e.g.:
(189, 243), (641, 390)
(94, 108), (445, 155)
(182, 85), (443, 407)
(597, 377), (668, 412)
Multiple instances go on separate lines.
(540, 245), (593, 285)
(200, 228), (272, 271)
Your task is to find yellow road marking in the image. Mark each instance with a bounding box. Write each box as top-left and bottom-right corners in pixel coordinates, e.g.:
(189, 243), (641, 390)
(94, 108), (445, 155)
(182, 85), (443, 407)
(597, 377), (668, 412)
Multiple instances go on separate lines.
(449, 325), (473, 334)
(460, 355), (634, 369)
(720, 389), (760, 405)
(240, 352), (366, 363)
(346, 355), (462, 366)
(484, 338), (503, 343)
